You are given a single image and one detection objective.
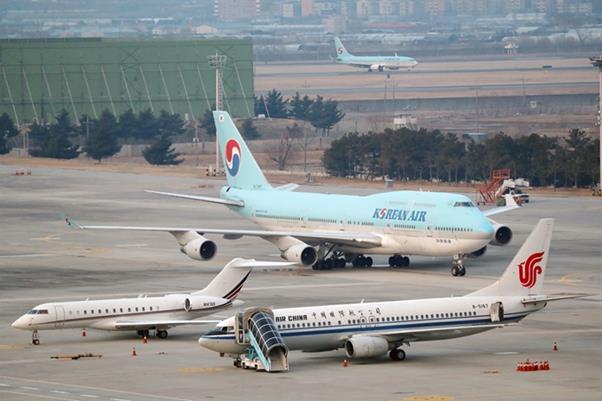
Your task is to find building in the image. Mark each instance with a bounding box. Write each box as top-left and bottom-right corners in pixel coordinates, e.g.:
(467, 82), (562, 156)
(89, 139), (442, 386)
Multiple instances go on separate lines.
(213, 0), (261, 21)
(0, 38), (254, 125)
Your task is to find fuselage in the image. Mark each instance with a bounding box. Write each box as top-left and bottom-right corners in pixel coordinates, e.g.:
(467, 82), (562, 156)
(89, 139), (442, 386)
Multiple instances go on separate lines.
(336, 55), (418, 70)
(12, 294), (228, 331)
(220, 187), (494, 257)
(199, 295), (543, 355)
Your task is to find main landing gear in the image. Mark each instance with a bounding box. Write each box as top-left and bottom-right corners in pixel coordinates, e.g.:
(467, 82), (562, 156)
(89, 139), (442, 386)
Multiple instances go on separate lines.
(312, 257), (346, 270)
(451, 255), (466, 277)
(156, 329), (168, 339)
(351, 255), (373, 268)
(389, 348), (406, 361)
(31, 329), (40, 345)
(388, 255), (410, 268)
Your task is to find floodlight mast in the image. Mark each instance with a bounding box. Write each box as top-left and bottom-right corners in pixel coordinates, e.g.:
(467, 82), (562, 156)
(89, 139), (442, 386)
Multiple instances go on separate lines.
(590, 56), (602, 194)
(208, 54), (227, 175)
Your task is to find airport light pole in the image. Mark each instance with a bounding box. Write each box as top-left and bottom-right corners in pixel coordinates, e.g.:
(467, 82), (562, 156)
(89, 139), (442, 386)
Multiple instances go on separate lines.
(208, 53), (227, 175)
(590, 56), (602, 193)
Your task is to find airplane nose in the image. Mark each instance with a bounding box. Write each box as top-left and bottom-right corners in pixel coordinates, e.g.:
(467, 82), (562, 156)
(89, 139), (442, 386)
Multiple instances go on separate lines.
(11, 316), (26, 329)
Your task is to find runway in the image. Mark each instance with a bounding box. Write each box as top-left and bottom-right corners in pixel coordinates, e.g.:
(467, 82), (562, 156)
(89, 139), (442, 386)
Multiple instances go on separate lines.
(0, 164), (600, 401)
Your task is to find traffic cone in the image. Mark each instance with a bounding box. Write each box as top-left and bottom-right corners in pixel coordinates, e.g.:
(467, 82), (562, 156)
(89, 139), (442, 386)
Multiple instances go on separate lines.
(143, 336), (148, 344)
(132, 347), (137, 357)
(342, 359), (349, 368)
(553, 341), (558, 351)
(81, 328), (87, 337)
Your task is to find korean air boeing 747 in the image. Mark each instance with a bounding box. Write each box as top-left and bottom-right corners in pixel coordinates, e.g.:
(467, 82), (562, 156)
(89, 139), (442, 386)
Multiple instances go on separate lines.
(66, 111), (519, 277)
(334, 37), (418, 72)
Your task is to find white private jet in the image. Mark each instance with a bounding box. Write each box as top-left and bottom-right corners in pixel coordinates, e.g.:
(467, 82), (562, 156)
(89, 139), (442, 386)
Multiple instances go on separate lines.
(199, 219), (586, 368)
(12, 258), (289, 345)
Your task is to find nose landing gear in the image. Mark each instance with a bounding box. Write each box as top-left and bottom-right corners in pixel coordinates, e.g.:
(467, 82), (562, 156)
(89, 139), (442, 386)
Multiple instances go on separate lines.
(451, 255), (466, 276)
(32, 329), (40, 345)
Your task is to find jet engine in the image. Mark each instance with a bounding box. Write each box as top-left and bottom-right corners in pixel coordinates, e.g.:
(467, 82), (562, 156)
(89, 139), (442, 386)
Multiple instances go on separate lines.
(181, 237), (217, 261)
(183, 295), (224, 312)
(281, 244), (317, 266)
(345, 336), (389, 359)
(489, 223), (513, 246)
(369, 64), (383, 72)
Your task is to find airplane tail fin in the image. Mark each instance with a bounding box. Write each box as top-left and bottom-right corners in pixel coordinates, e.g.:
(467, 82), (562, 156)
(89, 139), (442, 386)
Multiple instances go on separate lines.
(194, 258), (291, 301)
(470, 218), (554, 297)
(334, 37), (351, 58)
(213, 111), (271, 190)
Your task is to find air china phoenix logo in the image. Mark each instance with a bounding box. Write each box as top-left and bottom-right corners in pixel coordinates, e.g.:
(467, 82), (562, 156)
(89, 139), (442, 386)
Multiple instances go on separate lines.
(225, 139), (241, 176)
(518, 251), (545, 288)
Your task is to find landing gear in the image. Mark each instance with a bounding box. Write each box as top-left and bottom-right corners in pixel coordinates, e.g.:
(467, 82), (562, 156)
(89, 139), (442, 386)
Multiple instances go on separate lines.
(31, 329), (40, 345)
(388, 255), (410, 268)
(312, 248), (347, 270)
(137, 329), (150, 338)
(351, 255), (373, 268)
(389, 348), (406, 361)
(156, 329), (168, 339)
(451, 255), (466, 277)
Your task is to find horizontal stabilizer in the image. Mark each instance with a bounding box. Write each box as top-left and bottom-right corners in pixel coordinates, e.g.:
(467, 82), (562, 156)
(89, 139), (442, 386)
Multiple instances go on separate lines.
(521, 293), (592, 305)
(145, 190), (244, 207)
(482, 194), (520, 217)
(275, 183), (300, 192)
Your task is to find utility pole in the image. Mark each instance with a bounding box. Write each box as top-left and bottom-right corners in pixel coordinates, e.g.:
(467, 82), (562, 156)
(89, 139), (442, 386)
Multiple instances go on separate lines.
(208, 53), (227, 175)
(590, 56), (602, 194)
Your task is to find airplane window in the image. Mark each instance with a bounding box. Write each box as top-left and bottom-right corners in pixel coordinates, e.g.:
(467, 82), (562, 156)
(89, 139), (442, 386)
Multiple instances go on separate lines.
(128, 308), (131, 312)
(39, 309), (48, 314)
(112, 309), (116, 313)
(91, 310), (94, 314)
(142, 307), (145, 312)
(338, 321), (341, 325)
(120, 308), (123, 312)
(27, 309), (37, 314)
(150, 307), (153, 311)
(135, 307), (139, 312)
(430, 314), (434, 319)
(105, 309), (109, 313)
(454, 201), (474, 207)
(98, 309), (102, 314)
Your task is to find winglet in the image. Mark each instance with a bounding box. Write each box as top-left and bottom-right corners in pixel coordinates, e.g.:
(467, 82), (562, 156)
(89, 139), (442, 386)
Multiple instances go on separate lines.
(62, 214), (82, 229)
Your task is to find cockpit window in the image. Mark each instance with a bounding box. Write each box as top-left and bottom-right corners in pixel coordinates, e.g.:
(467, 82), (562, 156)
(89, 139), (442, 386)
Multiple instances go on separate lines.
(27, 309), (49, 314)
(453, 201), (474, 207)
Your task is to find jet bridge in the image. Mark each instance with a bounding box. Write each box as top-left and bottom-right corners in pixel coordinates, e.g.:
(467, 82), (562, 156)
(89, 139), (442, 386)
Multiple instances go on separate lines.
(234, 307), (288, 372)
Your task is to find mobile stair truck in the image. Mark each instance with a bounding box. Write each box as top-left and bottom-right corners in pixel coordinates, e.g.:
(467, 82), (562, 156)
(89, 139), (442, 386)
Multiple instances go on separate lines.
(233, 307), (289, 372)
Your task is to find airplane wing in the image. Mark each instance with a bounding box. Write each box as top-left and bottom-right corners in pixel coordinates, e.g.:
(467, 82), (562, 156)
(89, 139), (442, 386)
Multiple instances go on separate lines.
(114, 319), (222, 330)
(275, 183), (299, 192)
(145, 190), (244, 207)
(64, 216), (383, 248)
(360, 322), (510, 343)
(481, 194), (520, 217)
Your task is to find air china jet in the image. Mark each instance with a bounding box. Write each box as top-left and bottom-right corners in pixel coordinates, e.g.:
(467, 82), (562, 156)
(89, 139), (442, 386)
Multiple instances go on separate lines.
(65, 111), (519, 276)
(12, 258), (287, 344)
(334, 37), (418, 72)
(199, 219), (585, 366)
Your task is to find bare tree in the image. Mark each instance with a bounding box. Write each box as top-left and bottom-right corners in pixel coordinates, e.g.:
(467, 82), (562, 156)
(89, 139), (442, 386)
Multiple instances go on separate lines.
(270, 123), (302, 170)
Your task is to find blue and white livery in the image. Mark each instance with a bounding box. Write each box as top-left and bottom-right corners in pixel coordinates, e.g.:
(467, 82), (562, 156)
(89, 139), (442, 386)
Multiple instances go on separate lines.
(334, 37), (418, 72)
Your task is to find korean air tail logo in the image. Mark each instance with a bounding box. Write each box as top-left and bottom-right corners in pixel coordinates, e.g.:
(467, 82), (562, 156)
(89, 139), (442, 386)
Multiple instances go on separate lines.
(337, 47), (343, 54)
(518, 251), (544, 288)
(225, 139), (241, 176)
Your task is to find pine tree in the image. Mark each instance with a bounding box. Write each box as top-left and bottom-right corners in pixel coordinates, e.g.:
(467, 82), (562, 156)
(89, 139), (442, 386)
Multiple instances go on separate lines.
(83, 110), (122, 162)
(143, 133), (183, 165)
(0, 112), (18, 155)
(289, 92), (313, 121)
(117, 109), (139, 139)
(29, 110), (79, 159)
(240, 119), (260, 140)
(264, 89), (288, 118)
(200, 107), (216, 137)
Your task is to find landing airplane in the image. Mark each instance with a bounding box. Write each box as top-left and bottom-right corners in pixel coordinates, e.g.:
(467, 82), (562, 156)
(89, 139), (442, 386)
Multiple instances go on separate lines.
(199, 219), (585, 366)
(65, 111), (519, 277)
(12, 258), (288, 344)
(334, 37), (418, 72)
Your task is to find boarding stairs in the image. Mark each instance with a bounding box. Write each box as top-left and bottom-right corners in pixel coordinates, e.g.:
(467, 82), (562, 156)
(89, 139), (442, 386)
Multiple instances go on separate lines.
(476, 169), (511, 205)
(235, 308), (289, 372)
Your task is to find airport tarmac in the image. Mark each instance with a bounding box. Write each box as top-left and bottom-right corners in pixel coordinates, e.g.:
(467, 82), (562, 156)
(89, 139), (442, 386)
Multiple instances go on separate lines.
(0, 164), (600, 401)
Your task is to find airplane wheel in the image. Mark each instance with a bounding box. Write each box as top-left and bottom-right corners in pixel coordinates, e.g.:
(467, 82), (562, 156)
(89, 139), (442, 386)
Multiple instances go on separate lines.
(32, 339), (40, 346)
(337, 258), (346, 268)
(402, 257), (410, 267)
(366, 257), (373, 267)
(459, 266), (466, 276)
(389, 348), (406, 361)
(451, 265), (460, 276)
(156, 330), (168, 339)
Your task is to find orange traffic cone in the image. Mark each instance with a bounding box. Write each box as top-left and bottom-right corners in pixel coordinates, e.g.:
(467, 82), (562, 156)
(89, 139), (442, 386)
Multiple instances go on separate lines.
(553, 341), (558, 351)
(132, 347), (137, 357)
(81, 328), (87, 337)
(342, 359), (349, 368)
(143, 336), (148, 344)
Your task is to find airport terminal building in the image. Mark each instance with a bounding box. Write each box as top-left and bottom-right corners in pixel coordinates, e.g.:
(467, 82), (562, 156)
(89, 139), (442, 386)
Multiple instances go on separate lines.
(0, 37), (254, 125)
